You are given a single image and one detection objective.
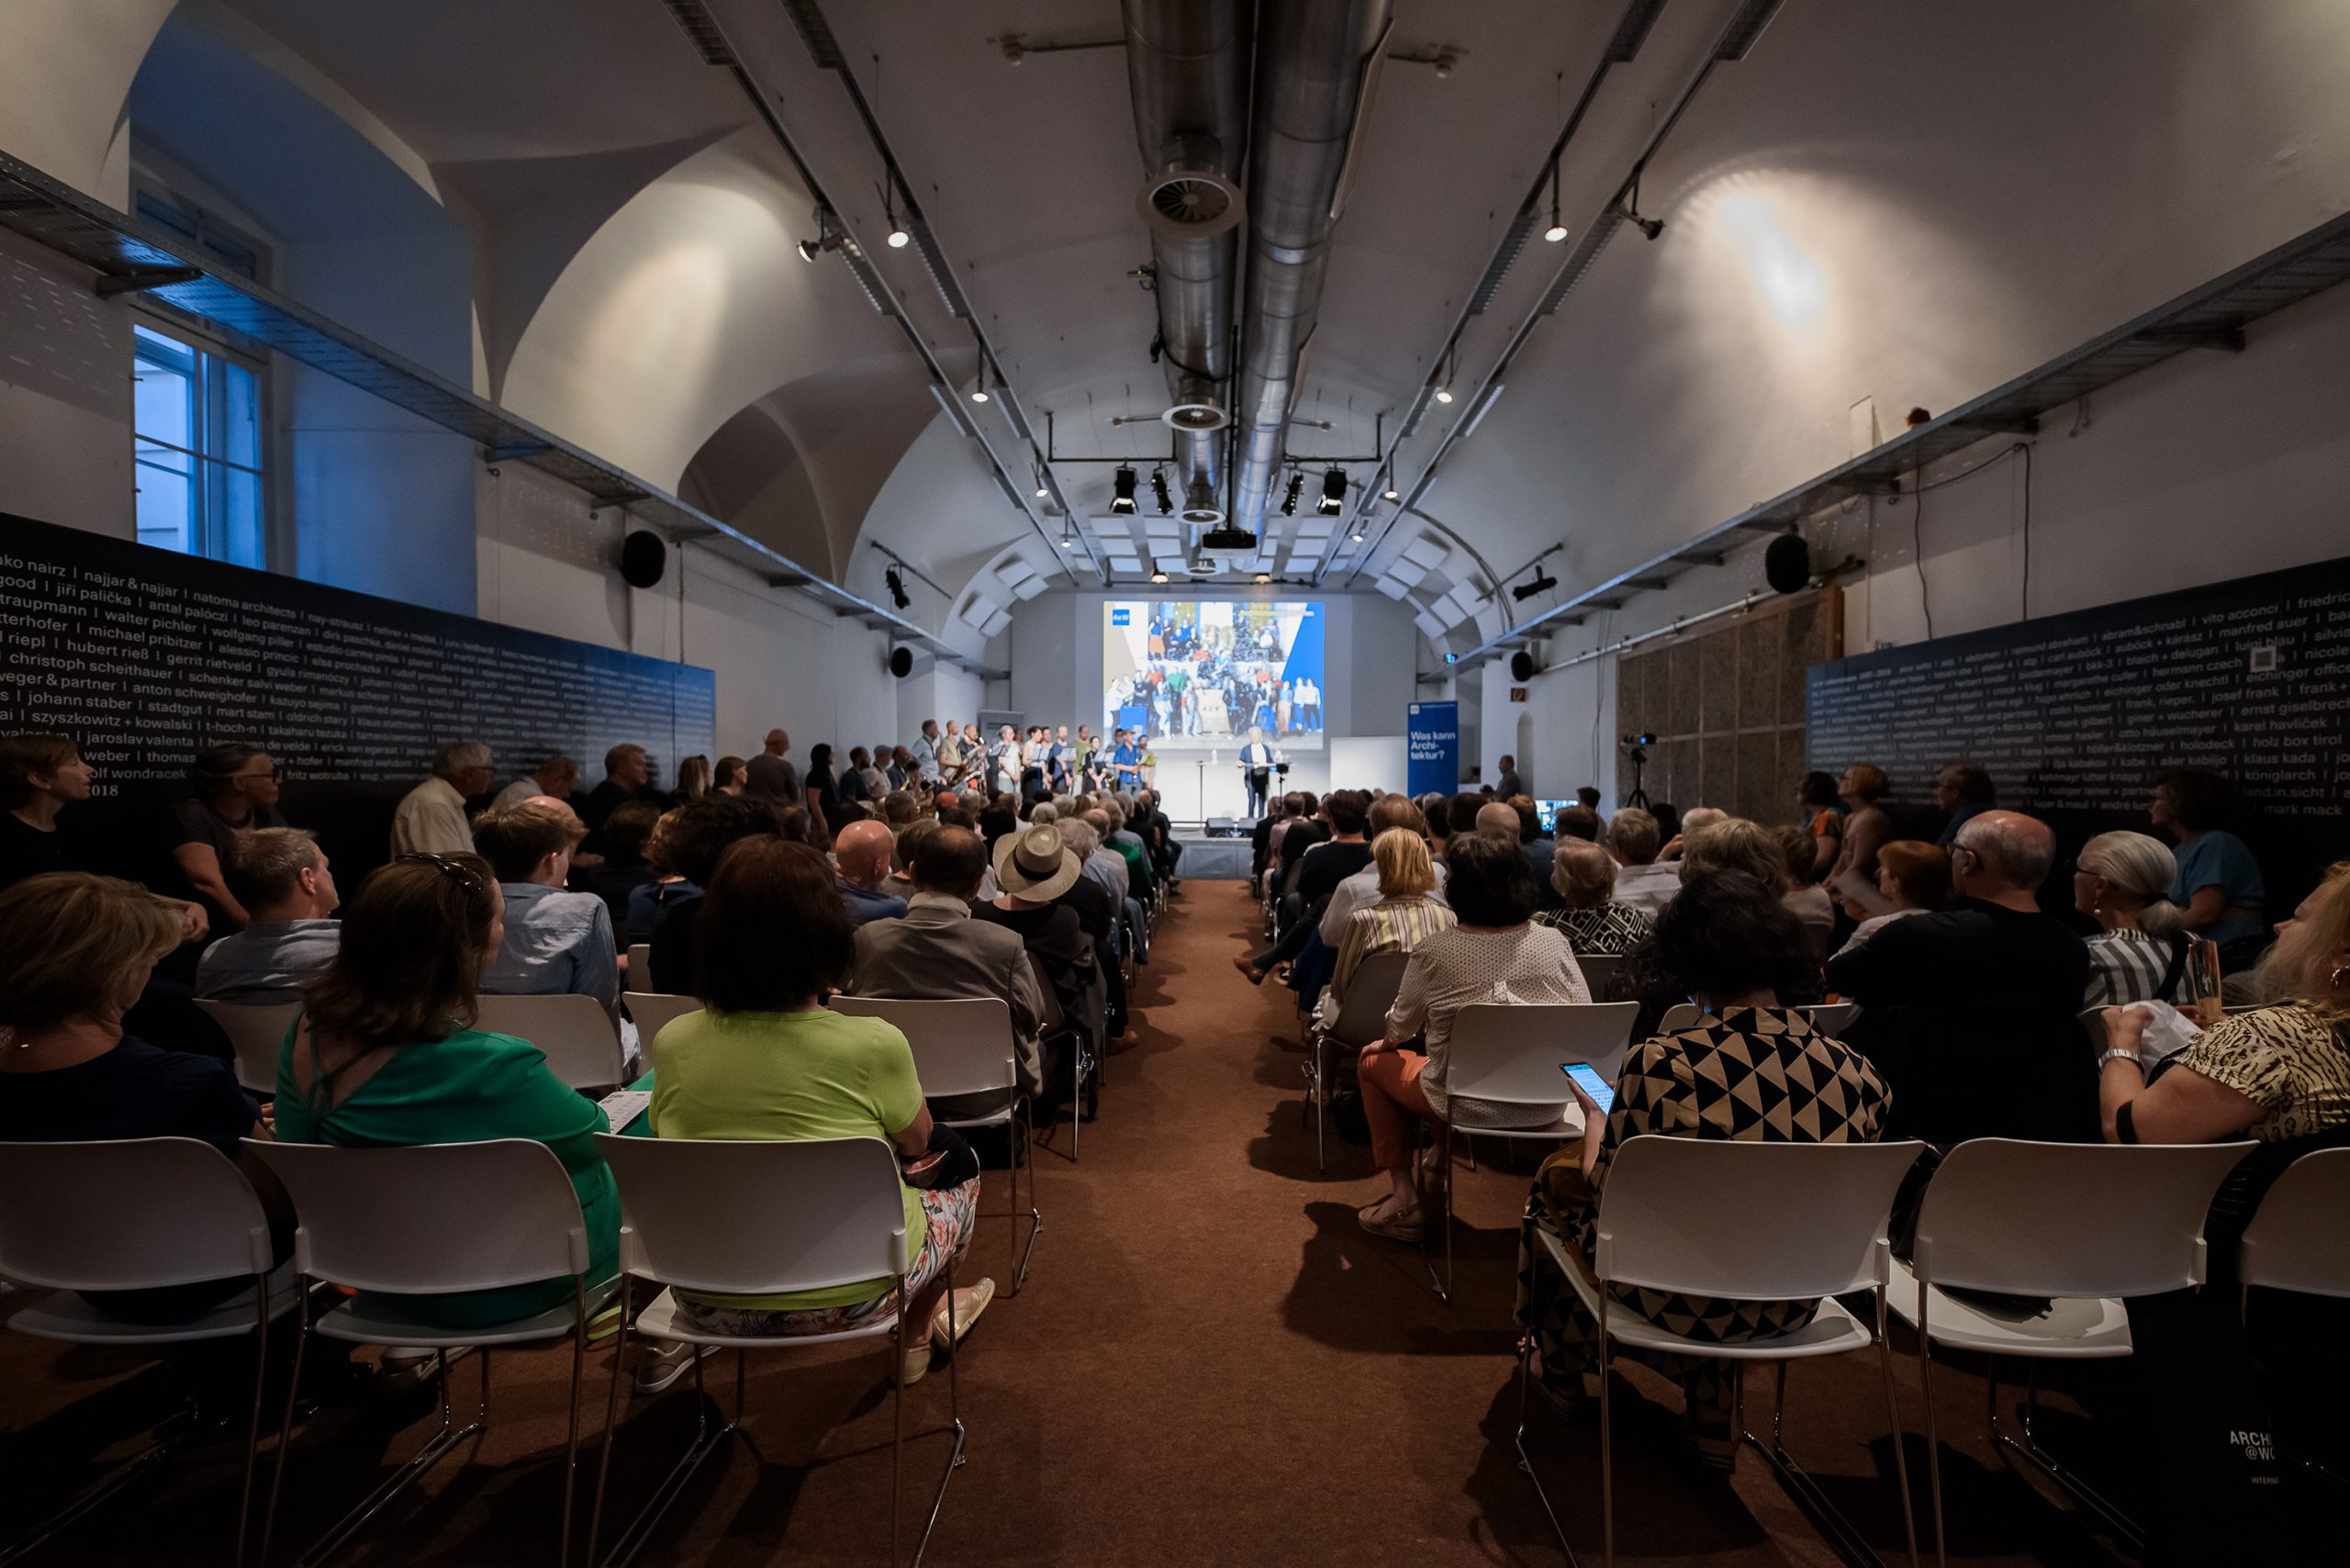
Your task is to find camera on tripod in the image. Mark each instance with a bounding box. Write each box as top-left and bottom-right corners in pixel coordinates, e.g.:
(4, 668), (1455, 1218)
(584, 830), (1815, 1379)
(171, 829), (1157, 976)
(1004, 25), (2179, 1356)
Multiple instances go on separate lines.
(1619, 734), (1656, 808)
(1621, 733), (1656, 757)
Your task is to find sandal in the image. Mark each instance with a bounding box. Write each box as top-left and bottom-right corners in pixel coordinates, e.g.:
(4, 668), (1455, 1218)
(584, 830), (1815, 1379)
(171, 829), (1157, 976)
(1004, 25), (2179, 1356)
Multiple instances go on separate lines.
(1359, 1204), (1426, 1243)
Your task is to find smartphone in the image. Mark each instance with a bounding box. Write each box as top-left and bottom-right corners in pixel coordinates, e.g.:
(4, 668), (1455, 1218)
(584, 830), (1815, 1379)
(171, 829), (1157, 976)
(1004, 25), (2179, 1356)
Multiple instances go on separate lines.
(1561, 1061), (1615, 1114)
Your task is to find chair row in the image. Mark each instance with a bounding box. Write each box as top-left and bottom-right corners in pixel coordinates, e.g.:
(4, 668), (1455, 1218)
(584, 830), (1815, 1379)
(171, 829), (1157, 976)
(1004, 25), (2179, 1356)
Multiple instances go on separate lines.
(1516, 1135), (2350, 1568)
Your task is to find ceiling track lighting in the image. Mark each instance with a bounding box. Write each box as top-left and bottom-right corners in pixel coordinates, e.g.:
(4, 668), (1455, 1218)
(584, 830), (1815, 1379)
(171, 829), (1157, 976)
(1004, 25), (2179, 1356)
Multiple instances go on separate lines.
(1512, 568), (1559, 602)
(1280, 471), (1304, 517)
(1110, 465), (1138, 515)
(885, 566), (911, 609)
(1253, 572), (1271, 585)
(1317, 466), (1347, 516)
(1150, 568), (1170, 584)
(1059, 517), (1074, 550)
(1150, 468), (1174, 515)
(1542, 155), (1568, 243)
(969, 355), (990, 404)
(1618, 172), (1665, 241)
(880, 175), (910, 250)
(1433, 344), (1457, 405)
(796, 207), (846, 263)
(1033, 463), (1050, 499)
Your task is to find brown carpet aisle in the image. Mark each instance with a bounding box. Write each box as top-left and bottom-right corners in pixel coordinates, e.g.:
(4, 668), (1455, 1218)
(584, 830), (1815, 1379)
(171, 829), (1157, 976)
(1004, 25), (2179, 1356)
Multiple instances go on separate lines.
(5, 890), (2154, 1566)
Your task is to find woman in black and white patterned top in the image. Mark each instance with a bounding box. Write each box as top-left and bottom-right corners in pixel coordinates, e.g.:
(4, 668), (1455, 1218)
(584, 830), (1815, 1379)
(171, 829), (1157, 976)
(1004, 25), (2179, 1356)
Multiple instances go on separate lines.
(2072, 830), (2191, 1009)
(1533, 838), (1652, 957)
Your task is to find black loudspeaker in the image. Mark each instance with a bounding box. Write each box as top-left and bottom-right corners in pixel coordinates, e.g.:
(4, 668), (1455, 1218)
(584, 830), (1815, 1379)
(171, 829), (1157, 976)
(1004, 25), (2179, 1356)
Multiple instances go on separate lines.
(1509, 649), (1538, 682)
(619, 530), (667, 588)
(888, 646), (914, 678)
(1765, 532), (1812, 594)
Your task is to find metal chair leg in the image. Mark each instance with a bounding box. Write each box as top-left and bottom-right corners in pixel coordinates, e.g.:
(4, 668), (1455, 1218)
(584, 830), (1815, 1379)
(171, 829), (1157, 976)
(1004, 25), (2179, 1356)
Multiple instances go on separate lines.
(586, 1277), (631, 1568)
(259, 1282), (314, 1568)
(235, 1273), (269, 1568)
(1510, 1262), (1583, 1566)
(1740, 1357), (1904, 1568)
(560, 1282), (587, 1568)
(1598, 1301), (1615, 1568)
(1916, 1316), (1946, 1568)
(1986, 1361), (2145, 1555)
(1878, 1293), (1922, 1568)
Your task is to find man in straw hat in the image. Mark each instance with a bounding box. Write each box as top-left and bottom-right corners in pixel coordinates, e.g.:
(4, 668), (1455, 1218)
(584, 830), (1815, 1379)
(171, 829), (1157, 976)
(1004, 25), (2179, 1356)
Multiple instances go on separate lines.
(978, 823), (1105, 1058)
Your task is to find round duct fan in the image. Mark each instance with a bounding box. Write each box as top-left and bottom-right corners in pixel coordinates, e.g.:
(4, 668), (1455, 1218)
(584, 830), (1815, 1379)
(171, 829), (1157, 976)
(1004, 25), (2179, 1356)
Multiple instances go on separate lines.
(1137, 166), (1243, 241)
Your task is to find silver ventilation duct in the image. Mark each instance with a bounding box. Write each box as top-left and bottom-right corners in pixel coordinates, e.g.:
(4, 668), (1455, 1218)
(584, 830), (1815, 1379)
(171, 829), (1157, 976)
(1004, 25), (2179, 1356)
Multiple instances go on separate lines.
(1123, 1), (1251, 529)
(1227, 0), (1392, 534)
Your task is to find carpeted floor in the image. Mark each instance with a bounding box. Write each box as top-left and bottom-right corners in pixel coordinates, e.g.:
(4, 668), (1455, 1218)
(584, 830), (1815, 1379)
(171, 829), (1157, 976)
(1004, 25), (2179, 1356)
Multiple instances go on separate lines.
(0, 890), (2289, 1565)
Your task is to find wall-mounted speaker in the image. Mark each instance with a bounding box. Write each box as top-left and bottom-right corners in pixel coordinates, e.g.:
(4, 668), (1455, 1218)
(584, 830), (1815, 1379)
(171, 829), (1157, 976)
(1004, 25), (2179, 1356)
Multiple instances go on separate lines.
(888, 645), (914, 678)
(619, 530), (667, 588)
(1509, 649), (1539, 682)
(1764, 532), (1812, 595)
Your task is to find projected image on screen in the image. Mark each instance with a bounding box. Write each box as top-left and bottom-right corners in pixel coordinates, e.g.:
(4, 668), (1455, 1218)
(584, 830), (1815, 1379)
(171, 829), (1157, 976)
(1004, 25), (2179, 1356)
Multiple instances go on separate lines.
(1102, 600), (1326, 753)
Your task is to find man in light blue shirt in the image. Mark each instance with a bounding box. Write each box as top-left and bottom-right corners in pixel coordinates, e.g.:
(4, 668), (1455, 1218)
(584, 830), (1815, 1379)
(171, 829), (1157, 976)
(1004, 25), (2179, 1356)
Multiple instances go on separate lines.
(1110, 730), (1144, 790)
(473, 802), (620, 1022)
(196, 827), (343, 1004)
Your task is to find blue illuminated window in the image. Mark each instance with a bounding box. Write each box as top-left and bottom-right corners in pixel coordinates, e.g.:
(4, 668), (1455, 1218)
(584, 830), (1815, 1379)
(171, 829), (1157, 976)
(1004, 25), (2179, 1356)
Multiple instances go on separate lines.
(133, 321), (264, 568)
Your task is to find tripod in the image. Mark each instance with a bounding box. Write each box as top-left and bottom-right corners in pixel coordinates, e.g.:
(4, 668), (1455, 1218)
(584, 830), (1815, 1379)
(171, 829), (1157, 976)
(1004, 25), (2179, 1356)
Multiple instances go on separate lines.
(1622, 745), (1651, 810)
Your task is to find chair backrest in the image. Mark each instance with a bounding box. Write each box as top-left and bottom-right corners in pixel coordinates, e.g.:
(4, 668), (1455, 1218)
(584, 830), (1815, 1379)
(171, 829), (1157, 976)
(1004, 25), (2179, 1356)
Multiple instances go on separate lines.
(2238, 1147), (2350, 1297)
(1574, 953), (1626, 1000)
(1657, 1002), (1703, 1033)
(196, 999), (302, 1096)
(831, 995), (1017, 1101)
(1445, 1002), (1642, 1107)
(1326, 950), (1410, 1047)
(1912, 1137), (2254, 1298)
(596, 1134), (912, 1294)
(1804, 1001), (1860, 1036)
(1595, 1137), (1928, 1300)
(0, 1138), (273, 1291)
(622, 992), (703, 1068)
(472, 993), (623, 1089)
(627, 943), (652, 981)
(246, 1138), (591, 1292)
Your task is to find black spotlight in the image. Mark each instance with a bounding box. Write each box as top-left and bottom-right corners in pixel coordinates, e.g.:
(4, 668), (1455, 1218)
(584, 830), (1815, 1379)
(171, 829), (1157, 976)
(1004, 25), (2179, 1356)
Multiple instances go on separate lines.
(1630, 215), (1665, 241)
(1764, 533), (1812, 594)
(885, 566), (910, 610)
(1110, 465), (1137, 514)
(1512, 569), (1558, 602)
(619, 530), (667, 588)
(1317, 467), (1347, 516)
(1150, 469), (1173, 514)
(1280, 472), (1304, 517)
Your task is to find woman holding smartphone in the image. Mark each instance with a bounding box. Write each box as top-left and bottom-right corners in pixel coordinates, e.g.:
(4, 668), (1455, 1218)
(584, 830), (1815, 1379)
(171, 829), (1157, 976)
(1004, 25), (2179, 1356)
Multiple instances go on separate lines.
(1514, 868), (1891, 1466)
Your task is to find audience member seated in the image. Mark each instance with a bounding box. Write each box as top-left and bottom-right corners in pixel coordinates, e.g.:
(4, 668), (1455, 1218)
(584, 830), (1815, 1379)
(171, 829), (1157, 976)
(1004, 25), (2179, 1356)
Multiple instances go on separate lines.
(846, 826), (1047, 1118)
(276, 851), (619, 1329)
(1657, 804), (1725, 862)
(1317, 826), (1457, 1031)
(978, 824), (1105, 1057)
(884, 818), (934, 902)
(576, 801), (660, 936)
(392, 738), (494, 858)
(1828, 810), (2093, 1144)
(1473, 801), (1522, 844)
(1796, 770), (1843, 878)
(644, 835), (990, 1390)
(1416, 791), (1452, 858)
(1516, 868), (1891, 1462)
(1830, 838), (1949, 958)
(473, 803), (620, 1020)
(1680, 817), (1786, 890)
(1049, 818), (1128, 1032)
(1080, 809), (1131, 903)
(1354, 834), (1591, 1243)
(195, 828), (342, 1003)
(0, 872), (285, 1321)
(1319, 797), (1450, 952)
(1237, 790), (1371, 984)
(1102, 800), (1157, 902)
(494, 753), (579, 812)
(1552, 804), (1600, 845)
(1533, 839), (1653, 958)
(2074, 830), (2193, 1008)
(883, 790), (920, 833)
(170, 743), (287, 931)
(2151, 767), (2269, 965)
(1931, 762), (1997, 847)
(1773, 823), (1836, 960)
(1605, 806), (1675, 917)
(834, 818), (909, 926)
(646, 796), (778, 995)
(1822, 763), (1892, 886)
(1512, 799), (1560, 901)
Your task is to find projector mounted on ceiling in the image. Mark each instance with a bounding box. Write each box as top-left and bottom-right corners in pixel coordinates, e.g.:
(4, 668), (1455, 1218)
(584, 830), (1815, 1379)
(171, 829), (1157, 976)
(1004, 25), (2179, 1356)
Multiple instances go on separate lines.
(1197, 526), (1259, 561)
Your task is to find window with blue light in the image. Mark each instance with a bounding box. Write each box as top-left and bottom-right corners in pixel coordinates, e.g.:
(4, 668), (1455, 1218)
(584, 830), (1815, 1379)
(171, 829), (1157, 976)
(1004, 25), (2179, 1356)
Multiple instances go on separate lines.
(132, 321), (265, 568)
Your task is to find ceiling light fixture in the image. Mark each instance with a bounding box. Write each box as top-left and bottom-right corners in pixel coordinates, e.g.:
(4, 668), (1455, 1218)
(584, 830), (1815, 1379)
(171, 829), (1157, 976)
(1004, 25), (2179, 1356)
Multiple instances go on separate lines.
(1543, 155), (1568, 243)
(1253, 572), (1271, 585)
(1059, 518), (1074, 550)
(1433, 345), (1456, 404)
(1150, 468), (1173, 515)
(1618, 172), (1665, 241)
(1512, 568), (1559, 602)
(1110, 465), (1138, 515)
(1351, 528), (1366, 542)
(969, 356), (990, 404)
(796, 207), (846, 263)
(1281, 472), (1304, 517)
(1317, 467), (1347, 516)
(885, 566), (911, 609)
(1034, 465), (1050, 498)
(1150, 569), (1170, 584)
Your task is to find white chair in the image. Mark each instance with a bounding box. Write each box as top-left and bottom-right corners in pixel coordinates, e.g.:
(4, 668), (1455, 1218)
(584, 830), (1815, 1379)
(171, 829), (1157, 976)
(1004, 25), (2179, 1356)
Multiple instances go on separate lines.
(1032, 963), (1098, 1162)
(1658, 1002), (1704, 1033)
(0, 1138), (299, 1568)
(196, 999), (302, 1097)
(1574, 951), (1628, 1000)
(1424, 1002), (1640, 1303)
(474, 992), (626, 1090)
(621, 991), (702, 1072)
(245, 1137), (616, 1568)
(1519, 1136), (1927, 1568)
(588, 1135), (966, 1568)
(626, 942), (652, 983)
(2235, 1146), (2350, 1489)
(1304, 950), (1410, 1172)
(1889, 1137), (2254, 1563)
(834, 995), (1042, 1293)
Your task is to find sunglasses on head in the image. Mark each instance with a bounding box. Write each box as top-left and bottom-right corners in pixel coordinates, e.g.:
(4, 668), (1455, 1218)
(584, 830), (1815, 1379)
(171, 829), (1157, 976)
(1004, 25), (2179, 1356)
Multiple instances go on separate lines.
(396, 853), (487, 897)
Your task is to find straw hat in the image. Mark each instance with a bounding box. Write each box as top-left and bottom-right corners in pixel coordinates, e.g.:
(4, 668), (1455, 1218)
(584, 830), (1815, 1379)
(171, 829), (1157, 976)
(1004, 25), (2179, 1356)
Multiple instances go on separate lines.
(991, 823), (1080, 901)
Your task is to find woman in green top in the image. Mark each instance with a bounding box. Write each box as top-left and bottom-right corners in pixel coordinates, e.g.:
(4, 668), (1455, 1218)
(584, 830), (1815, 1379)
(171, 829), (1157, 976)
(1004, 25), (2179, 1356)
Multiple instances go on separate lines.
(649, 835), (991, 1387)
(275, 851), (618, 1329)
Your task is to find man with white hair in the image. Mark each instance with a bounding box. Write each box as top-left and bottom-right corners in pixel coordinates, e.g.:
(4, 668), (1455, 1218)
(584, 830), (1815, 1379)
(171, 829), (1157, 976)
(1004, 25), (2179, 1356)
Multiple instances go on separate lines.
(1606, 807), (1677, 916)
(392, 737), (493, 857)
(1660, 805), (1727, 861)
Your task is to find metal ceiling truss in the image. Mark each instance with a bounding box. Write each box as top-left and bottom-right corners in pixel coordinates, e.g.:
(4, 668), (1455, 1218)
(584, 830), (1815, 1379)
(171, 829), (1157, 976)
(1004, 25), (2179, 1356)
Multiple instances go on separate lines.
(1457, 204), (2350, 664)
(0, 148), (1004, 678)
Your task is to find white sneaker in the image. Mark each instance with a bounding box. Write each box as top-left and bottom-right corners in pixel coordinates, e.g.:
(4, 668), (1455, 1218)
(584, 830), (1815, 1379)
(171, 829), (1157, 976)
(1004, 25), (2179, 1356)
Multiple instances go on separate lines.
(632, 1341), (720, 1396)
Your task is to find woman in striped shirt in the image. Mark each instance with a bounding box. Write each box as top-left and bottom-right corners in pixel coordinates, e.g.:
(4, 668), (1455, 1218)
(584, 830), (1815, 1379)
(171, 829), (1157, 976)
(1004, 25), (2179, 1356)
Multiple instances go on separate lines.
(1324, 826), (1457, 1018)
(2073, 830), (2192, 1007)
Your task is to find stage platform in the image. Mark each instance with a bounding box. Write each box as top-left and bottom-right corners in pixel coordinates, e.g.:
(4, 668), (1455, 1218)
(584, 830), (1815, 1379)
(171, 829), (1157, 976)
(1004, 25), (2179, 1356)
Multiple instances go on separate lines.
(1171, 832), (1253, 879)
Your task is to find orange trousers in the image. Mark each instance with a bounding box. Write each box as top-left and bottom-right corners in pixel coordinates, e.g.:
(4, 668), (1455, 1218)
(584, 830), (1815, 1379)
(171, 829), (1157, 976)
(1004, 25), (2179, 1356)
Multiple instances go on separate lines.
(1358, 1048), (1437, 1171)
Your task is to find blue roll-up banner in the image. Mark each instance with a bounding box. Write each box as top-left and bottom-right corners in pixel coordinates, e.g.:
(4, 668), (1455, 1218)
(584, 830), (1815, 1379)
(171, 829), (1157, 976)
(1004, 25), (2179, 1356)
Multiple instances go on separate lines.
(1406, 700), (1459, 797)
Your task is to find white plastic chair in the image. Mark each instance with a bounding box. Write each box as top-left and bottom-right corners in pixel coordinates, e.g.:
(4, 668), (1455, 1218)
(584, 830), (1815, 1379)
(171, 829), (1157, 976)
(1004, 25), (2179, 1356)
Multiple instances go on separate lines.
(626, 942), (652, 983)
(473, 992), (626, 1090)
(1031, 960), (1097, 1162)
(1424, 1002), (1640, 1303)
(244, 1137), (616, 1568)
(2236, 1147), (2350, 1489)
(1304, 950), (1410, 1171)
(1573, 952), (1627, 1000)
(588, 1135), (965, 1568)
(0, 1138), (298, 1568)
(1889, 1137), (2254, 1564)
(196, 999), (302, 1097)
(621, 992), (702, 1073)
(1522, 1137), (1927, 1568)
(834, 995), (1041, 1292)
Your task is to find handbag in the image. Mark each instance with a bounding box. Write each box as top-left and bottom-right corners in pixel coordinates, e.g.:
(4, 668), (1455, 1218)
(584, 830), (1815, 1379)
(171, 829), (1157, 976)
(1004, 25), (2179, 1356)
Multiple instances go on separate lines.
(902, 1122), (980, 1191)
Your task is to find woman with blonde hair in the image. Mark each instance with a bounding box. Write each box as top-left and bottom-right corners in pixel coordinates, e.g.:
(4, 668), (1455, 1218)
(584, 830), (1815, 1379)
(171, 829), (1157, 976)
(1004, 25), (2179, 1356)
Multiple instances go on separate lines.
(2099, 861), (2350, 1147)
(2073, 830), (2190, 1008)
(1325, 826), (1458, 1013)
(674, 754), (712, 802)
(1823, 762), (1894, 889)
